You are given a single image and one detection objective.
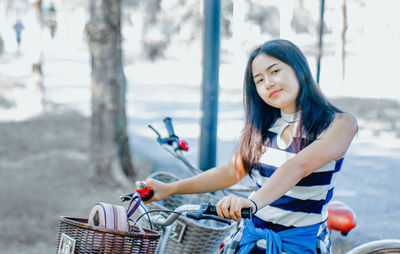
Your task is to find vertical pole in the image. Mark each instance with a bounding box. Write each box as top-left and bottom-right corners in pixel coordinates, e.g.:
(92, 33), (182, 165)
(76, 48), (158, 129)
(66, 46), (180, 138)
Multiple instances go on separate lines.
(341, 0), (347, 80)
(199, 0), (221, 171)
(316, 0), (325, 84)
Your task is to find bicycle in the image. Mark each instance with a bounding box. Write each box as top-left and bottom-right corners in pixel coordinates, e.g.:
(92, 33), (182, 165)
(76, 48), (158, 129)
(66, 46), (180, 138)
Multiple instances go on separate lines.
(56, 117), (399, 254)
(148, 117), (400, 254)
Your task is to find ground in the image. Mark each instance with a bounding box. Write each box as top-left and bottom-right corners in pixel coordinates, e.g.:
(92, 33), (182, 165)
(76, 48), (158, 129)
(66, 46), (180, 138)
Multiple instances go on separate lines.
(0, 107), (153, 254)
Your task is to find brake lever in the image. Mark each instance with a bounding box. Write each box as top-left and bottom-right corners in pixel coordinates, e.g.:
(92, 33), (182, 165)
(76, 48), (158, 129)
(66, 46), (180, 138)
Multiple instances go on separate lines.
(148, 124), (179, 146)
(120, 193), (134, 202)
(148, 125), (162, 139)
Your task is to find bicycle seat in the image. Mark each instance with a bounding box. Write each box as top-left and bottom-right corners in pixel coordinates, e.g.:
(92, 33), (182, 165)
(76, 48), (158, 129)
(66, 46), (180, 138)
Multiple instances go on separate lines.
(326, 201), (356, 235)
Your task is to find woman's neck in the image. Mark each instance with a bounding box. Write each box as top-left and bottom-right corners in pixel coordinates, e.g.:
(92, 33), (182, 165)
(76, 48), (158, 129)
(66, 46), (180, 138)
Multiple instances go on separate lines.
(281, 110), (301, 123)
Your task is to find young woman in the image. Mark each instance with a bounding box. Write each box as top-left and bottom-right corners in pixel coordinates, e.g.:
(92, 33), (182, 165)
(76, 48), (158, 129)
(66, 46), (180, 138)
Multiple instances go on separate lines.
(145, 39), (357, 253)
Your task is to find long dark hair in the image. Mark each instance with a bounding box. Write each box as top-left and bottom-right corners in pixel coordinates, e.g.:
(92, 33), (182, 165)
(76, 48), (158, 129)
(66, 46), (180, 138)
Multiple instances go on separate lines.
(237, 39), (342, 174)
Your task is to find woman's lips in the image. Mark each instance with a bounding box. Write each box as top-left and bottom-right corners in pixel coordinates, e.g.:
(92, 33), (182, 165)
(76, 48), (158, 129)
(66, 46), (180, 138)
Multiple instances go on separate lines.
(269, 89), (281, 98)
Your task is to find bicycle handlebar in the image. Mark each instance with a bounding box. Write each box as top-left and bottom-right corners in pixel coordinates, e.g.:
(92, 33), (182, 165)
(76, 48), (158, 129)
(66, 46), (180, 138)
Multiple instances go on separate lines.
(152, 203), (252, 227)
(163, 117), (176, 137)
(120, 188), (252, 227)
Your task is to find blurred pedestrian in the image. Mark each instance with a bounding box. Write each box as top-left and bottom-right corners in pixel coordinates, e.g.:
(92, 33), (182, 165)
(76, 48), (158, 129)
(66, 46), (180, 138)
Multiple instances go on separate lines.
(48, 2), (57, 38)
(27, 59), (49, 112)
(48, 2), (56, 16)
(13, 20), (24, 50)
(49, 19), (57, 38)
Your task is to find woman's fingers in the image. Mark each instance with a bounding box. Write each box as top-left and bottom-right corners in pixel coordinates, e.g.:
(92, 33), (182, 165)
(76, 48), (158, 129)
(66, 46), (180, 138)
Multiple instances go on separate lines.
(216, 198), (223, 217)
(144, 178), (155, 188)
(218, 196), (231, 219)
(144, 178), (165, 203)
(229, 197), (240, 221)
(216, 195), (248, 222)
(231, 199), (244, 221)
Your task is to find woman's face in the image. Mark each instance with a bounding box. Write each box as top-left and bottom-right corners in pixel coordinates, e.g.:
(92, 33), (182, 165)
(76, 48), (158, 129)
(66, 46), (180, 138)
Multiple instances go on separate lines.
(251, 54), (300, 114)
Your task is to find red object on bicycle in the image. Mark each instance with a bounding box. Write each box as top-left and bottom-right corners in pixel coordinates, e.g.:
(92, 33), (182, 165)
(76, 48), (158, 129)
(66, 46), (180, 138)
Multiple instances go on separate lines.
(326, 201), (356, 235)
(134, 187), (154, 202)
(179, 140), (189, 151)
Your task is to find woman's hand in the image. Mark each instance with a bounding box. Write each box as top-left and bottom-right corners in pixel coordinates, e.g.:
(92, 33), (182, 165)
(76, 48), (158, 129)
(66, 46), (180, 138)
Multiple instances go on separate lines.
(144, 178), (174, 203)
(216, 194), (256, 222)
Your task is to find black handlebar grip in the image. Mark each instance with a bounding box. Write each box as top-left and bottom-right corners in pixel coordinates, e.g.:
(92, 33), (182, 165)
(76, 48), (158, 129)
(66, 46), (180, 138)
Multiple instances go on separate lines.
(205, 204), (252, 218)
(163, 117), (176, 137)
(241, 208), (252, 218)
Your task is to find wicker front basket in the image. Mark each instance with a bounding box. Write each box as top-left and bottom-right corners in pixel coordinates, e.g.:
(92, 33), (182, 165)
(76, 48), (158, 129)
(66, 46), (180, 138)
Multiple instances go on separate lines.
(57, 217), (160, 254)
(144, 171), (236, 254)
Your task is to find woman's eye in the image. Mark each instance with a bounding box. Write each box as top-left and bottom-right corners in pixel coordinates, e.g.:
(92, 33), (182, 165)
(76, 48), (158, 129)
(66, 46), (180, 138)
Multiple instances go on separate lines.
(256, 79), (263, 84)
(272, 69), (280, 74)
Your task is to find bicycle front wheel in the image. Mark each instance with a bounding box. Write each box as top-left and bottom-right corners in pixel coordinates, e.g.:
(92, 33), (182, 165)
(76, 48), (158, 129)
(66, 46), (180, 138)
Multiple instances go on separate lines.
(346, 239), (400, 254)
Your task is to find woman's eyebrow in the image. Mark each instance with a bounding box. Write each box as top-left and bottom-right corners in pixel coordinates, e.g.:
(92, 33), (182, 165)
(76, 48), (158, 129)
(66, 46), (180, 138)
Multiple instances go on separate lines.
(266, 63), (278, 71)
(253, 63), (279, 79)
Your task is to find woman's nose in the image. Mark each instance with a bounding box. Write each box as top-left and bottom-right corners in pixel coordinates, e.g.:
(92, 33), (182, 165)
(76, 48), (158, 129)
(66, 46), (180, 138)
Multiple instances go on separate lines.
(264, 76), (274, 90)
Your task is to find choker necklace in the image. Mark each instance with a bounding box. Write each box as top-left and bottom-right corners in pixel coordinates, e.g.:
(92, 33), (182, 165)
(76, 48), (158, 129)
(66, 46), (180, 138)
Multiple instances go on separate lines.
(281, 110), (301, 123)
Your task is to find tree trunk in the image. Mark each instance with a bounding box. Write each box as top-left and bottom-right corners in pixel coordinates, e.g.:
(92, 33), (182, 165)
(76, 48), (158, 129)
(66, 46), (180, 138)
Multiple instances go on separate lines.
(86, 0), (135, 184)
(0, 33), (4, 55)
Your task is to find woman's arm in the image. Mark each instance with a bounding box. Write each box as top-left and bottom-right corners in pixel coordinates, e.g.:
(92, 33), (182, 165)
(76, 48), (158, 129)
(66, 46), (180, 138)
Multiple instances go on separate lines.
(145, 155), (247, 202)
(217, 113), (357, 221)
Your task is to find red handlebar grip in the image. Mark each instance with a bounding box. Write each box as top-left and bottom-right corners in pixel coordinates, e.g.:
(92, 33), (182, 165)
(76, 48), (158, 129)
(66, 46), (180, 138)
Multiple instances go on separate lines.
(134, 187), (154, 202)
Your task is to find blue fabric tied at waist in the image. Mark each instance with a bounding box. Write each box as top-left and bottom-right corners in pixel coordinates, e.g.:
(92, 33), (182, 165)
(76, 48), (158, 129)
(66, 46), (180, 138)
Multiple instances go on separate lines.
(237, 219), (320, 254)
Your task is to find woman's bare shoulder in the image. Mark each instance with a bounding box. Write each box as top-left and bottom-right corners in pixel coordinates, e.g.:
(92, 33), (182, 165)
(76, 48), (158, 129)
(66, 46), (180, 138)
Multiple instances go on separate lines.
(331, 112), (358, 133)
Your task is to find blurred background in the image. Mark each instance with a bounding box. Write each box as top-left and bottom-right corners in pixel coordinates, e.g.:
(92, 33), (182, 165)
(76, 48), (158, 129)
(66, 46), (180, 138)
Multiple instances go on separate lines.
(0, 0), (399, 253)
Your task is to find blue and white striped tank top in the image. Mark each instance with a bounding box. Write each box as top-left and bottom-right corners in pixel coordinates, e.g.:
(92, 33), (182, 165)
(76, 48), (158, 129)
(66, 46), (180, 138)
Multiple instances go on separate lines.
(250, 113), (344, 232)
